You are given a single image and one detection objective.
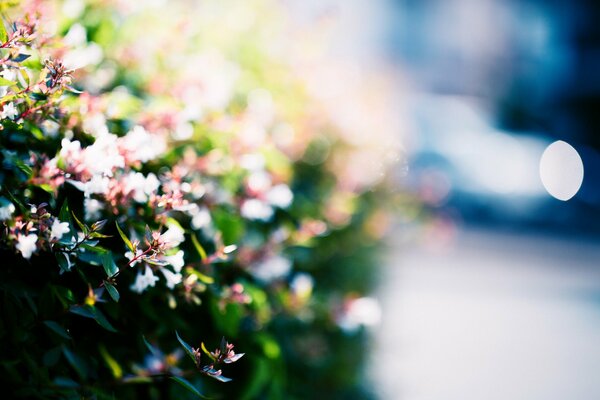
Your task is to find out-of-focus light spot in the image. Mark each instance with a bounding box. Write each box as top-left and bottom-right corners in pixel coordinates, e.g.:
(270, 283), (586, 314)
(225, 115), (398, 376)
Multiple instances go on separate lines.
(539, 140), (584, 201)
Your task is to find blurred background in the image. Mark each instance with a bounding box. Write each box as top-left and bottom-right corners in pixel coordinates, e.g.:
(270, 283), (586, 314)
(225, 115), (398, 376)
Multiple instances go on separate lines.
(367, 0), (600, 399)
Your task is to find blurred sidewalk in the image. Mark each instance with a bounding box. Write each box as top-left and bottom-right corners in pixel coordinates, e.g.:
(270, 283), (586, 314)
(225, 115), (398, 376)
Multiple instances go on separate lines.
(373, 227), (600, 400)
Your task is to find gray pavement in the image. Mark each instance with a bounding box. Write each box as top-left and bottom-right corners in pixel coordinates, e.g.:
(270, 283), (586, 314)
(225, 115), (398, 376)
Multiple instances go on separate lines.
(372, 227), (600, 400)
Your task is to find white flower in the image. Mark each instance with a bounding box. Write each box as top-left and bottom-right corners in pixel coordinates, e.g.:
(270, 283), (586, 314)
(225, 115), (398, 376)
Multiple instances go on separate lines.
(130, 265), (159, 293)
(83, 174), (110, 197)
(63, 43), (103, 70)
(190, 206), (211, 230)
(63, 23), (86, 47)
(162, 250), (185, 273)
(337, 297), (382, 333)
(240, 154), (265, 171)
(172, 120), (193, 140)
(62, 0), (85, 18)
(160, 267), (182, 289)
(241, 198), (273, 221)
(125, 249), (143, 267)
(60, 138), (82, 160)
(125, 172), (160, 203)
(1, 102), (19, 120)
(16, 234), (37, 259)
(251, 255), (291, 283)
(82, 113), (109, 137)
(266, 184), (293, 208)
(246, 171), (271, 193)
(0, 198), (15, 221)
(82, 133), (124, 176)
(84, 198), (103, 221)
(0, 68), (17, 82)
(290, 273), (314, 299)
(50, 219), (70, 240)
(41, 120), (60, 137)
(121, 125), (166, 162)
(160, 223), (185, 248)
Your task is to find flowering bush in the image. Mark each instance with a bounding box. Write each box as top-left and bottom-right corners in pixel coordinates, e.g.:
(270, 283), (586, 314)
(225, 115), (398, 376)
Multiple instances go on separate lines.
(0, 1), (399, 398)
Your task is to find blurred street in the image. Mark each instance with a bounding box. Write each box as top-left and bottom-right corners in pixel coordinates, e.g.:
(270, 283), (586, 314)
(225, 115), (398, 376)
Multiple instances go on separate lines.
(374, 227), (600, 400)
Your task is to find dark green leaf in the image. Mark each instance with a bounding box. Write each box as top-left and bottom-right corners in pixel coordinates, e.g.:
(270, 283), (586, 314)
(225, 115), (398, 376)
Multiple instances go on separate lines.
(104, 282), (119, 302)
(55, 253), (72, 273)
(101, 252), (118, 277)
(69, 305), (95, 319)
(92, 307), (117, 332)
(142, 336), (160, 356)
(29, 91), (47, 101)
(62, 346), (88, 380)
(43, 320), (71, 340)
(176, 331), (198, 366)
(12, 53), (31, 62)
(15, 159), (32, 178)
(53, 377), (79, 388)
(170, 376), (209, 399)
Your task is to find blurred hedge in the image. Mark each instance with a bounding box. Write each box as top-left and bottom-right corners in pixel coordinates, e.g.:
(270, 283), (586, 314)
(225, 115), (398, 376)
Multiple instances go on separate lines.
(0, 1), (399, 398)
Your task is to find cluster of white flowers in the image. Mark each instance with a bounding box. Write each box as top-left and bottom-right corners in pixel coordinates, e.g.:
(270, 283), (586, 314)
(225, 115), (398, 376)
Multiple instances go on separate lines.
(1, 102), (19, 120)
(121, 125), (166, 163)
(124, 172), (160, 203)
(239, 154), (293, 221)
(81, 133), (124, 177)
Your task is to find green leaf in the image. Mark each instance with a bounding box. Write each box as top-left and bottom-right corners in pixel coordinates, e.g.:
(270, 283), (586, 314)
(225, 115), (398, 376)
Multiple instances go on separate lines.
(0, 77), (15, 86)
(99, 344), (123, 379)
(58, 200), (71, 222)
(175, 331), (198, 366)
(92, 307), (117, 332)
(101, 252), (119, 277)
(69, 305), (95, 319)
(55, 253), (73, 273)
(89, 231), (111, 239)
(200, 342), (216, 361)
(116, 222), (135, 252)
(170, 376), (208, 399)
(15, 159), (32, 178)
(70, 305), (117, 332)
(91, 219), (108, 232)
(104, 282), (119, 302)
(12, 53), (30, 62)
(43, 320), (71, 340)
(142, 336), (160, 357)
(191, 234), (207, 261)
(62, 346), (88, 380)
(189, 269), (214, 285)
(0, 20), (7, 43)
(202, 366), (232, 383)
(71, 211), (88, 235)
(53, 377), (79, 388)
(29, 91), (47, 101)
